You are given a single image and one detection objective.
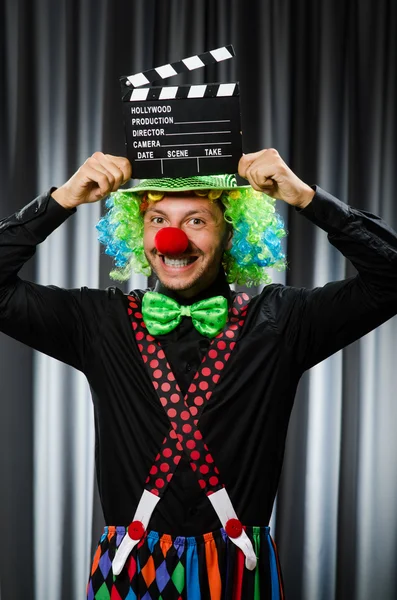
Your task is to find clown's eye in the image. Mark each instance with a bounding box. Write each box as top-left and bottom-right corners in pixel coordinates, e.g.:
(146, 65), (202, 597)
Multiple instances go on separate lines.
(152, 217), (165, 224)
(189, 218), (204, 226)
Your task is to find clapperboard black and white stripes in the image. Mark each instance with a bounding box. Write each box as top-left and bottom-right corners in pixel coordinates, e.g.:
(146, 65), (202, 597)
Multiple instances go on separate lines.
(120, 46), (235, 97)
(120, 46), (242, 178)
(121, 83), (240, 102)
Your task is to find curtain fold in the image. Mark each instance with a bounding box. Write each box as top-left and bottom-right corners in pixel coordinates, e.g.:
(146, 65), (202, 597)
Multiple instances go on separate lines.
(1, 1), (396, 599)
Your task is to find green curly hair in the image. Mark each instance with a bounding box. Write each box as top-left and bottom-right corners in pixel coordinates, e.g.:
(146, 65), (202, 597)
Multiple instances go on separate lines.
(96, 187), (287, 287)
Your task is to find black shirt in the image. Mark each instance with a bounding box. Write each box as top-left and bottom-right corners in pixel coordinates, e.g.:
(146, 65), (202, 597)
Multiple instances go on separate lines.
(1, 188), (397, 535)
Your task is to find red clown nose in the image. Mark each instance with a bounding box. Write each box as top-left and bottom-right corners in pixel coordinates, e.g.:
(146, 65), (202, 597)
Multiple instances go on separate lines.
(155, 227), (189, 256)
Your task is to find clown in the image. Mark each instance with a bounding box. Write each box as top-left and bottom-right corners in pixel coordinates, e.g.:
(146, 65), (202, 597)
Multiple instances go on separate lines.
(96, 171), (287, 290)
(1, 149), (397, 599)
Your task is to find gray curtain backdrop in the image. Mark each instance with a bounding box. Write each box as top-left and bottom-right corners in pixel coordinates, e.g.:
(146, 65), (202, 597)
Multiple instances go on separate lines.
(1, 0), (396, 599)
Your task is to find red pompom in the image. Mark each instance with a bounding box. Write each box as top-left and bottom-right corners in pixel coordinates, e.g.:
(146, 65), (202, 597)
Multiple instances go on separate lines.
(155, 227), (189, 256)
(128, 520), (145, 540)
(225, 518), (243, 539)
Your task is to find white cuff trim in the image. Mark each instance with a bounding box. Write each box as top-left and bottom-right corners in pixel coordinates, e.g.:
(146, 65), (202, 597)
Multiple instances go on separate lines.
(112, 490), (160, 576)
(209, 488), (257, 571)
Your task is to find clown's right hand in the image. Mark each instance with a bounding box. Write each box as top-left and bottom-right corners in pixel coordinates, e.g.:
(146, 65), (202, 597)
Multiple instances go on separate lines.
(51, 152), (132, 210)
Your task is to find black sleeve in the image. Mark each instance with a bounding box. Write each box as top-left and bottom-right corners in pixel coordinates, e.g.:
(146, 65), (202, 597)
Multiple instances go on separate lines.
(271, 187), (397, 372)
(0, 192), (106, 371)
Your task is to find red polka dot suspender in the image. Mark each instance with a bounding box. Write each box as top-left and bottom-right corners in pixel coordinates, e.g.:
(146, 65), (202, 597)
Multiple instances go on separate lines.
(131, 292), (249, 498)
(112, 292), (257, 576)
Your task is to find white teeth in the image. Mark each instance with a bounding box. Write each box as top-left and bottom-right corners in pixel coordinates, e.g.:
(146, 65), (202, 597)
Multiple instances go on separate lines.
(163, 257), (192, 267)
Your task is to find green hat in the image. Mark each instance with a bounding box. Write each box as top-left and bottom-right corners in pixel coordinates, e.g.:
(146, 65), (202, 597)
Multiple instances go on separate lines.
(124, 174), (249, 194)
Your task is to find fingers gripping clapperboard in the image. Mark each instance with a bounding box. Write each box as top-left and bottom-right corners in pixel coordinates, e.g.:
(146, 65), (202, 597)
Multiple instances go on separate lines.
(120, 45), (242, 178)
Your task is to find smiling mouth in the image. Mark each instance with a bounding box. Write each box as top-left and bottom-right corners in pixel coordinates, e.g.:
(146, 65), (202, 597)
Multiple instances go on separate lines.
(160, 255), (198, 267)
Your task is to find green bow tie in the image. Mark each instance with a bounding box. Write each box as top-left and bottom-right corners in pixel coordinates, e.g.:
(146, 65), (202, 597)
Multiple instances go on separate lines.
(142, 292), (228, 338)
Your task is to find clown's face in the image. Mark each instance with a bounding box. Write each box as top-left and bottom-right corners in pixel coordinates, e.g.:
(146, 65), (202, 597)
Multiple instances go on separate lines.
(143, 194), (232, 298)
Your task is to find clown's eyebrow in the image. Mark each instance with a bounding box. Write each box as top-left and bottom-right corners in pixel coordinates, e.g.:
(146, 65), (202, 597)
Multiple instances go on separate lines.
(145, 207), (216, 219)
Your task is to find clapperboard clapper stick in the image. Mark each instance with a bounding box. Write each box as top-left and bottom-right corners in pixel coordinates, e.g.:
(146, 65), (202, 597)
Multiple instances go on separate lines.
(120, 45), (242, 179)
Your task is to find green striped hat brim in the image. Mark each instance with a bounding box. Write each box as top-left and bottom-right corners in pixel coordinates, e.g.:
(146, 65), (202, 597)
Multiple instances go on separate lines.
(123, 174), (250, 193)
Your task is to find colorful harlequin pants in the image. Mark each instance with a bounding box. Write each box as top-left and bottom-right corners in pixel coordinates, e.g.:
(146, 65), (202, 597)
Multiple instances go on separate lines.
(87, 525), (285, 600)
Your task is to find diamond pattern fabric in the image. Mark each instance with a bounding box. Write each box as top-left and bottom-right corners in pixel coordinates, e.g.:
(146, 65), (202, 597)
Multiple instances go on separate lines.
(87, 525), (284, 599)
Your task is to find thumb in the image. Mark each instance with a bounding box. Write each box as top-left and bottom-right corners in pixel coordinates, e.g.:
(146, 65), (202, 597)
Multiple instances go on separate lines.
(238, 151), (265, 179)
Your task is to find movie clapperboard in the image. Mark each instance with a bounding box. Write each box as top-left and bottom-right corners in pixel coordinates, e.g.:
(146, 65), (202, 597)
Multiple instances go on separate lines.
(120, 45), (242, 178)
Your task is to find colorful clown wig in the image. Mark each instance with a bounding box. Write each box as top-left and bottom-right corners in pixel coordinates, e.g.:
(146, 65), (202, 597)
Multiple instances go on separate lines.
(96, 182), (287, 287)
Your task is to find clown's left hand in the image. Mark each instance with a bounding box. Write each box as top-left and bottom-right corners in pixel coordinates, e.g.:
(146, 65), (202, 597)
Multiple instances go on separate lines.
(238, 149), (315, 209)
